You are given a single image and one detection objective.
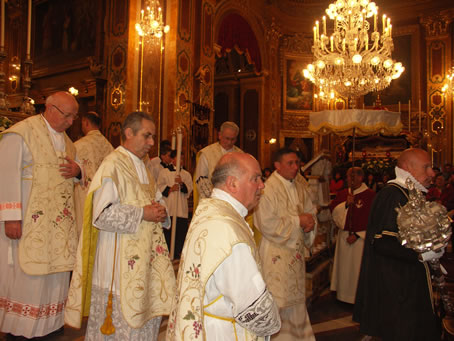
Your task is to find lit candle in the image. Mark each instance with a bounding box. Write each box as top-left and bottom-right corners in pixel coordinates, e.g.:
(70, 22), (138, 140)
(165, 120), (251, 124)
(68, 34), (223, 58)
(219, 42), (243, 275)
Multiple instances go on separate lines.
(419, 99), (421, 132)
(323, 16), (327, 35)
(387, 18), (391, 29)
(330, 35), (334, 52)
(382, 14), (386, 34)
(374, 12), (377, 32)
(316, 21), (319, 40)
(365, 34), (369, 50)
(398, 101), (401, 113)
(408, 99), (411, 131)
(389, 24), (392, 37)
(27, 0), (31, 56)
(314, 26), (317, 42)
(0, 0), (4, 49)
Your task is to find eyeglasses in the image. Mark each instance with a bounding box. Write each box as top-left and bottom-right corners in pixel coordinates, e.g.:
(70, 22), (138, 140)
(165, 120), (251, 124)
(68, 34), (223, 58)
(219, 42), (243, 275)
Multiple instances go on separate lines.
(52, 104), (79, 120)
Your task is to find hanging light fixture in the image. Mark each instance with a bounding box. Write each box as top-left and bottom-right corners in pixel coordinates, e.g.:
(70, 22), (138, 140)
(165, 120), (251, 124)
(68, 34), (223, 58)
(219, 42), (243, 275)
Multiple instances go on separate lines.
(135, 0), (170, 42)
(303, 0), (405, 101)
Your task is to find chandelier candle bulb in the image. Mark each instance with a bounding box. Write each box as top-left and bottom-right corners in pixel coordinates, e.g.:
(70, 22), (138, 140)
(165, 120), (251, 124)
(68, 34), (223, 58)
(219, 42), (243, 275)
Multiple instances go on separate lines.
(316, 21), (319, 40)
(382, 14), (386, 34)
(374, 12), (377, 32)
(314, 27), (317, 42)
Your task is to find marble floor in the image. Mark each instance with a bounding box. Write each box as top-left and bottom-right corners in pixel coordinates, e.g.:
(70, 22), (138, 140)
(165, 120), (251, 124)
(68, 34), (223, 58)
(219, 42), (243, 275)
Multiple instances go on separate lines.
(0, 290), (373, 340)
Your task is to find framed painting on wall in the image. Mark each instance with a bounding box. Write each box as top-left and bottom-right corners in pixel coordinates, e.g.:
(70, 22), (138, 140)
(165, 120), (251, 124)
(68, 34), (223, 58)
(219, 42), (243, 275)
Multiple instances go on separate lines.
(283, 54), (314, 113)
(364, 25), (420, 109)
(32, 0), (97, 77)
(279, 129), (320, 162)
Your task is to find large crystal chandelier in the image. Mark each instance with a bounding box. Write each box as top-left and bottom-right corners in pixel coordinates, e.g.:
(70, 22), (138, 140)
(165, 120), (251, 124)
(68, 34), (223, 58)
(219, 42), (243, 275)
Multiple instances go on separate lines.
(303, 0), (405, 99)
(135, 0), (170, 42)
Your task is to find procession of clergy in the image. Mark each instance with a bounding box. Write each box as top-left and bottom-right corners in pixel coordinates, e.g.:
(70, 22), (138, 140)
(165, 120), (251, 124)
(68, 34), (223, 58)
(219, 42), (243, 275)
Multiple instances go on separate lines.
(0, 91), (442, 341)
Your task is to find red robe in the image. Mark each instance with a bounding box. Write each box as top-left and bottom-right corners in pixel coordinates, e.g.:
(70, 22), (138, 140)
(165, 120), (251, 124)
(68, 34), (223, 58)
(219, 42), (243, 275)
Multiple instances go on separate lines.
(330, 186), (375, 233)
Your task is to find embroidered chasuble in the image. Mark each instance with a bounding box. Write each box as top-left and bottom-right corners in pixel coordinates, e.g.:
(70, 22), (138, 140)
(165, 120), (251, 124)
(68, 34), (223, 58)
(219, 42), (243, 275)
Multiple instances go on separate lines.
(167, 197), (281, 341)
(254, 171), (317, 341)
(74, 130), (113, 235)
(1, 114), (78, 275)
(65, 147), (176, 330)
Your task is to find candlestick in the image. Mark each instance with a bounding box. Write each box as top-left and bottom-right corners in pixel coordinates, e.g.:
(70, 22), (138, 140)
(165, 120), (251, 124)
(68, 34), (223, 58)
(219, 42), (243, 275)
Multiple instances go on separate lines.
(408, 99), (411, 132)
(171, 131), (176, 150)
(418, 100), (421, 132)
(27, 0), (32, 56)
(1, 0), (4, 48)
(175, 130), (182, 173)
(170, 128), (183, 260)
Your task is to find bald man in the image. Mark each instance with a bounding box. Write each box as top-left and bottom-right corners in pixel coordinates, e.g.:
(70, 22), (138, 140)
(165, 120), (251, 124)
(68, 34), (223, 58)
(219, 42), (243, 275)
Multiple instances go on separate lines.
(354, 148), (441, 341)
(0, 91), (82, 338)
(167, 152), (281, 340)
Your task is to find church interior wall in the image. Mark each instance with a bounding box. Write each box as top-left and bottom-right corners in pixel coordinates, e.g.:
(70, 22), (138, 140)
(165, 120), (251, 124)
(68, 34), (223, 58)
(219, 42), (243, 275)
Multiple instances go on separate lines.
(1, 0), (454, 170)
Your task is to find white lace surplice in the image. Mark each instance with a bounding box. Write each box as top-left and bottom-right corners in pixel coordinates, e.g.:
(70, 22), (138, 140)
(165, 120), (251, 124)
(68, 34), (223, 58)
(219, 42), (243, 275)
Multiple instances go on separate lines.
(85, 147), (163, 340)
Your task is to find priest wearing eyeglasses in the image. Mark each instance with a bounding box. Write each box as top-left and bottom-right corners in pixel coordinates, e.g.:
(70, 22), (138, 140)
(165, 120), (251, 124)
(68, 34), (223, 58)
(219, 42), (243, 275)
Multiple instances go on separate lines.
(0, 91), (84, 339)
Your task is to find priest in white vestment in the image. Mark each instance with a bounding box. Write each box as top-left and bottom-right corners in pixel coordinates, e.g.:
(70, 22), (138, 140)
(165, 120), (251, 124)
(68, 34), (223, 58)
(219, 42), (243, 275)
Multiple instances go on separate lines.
(167, 152), (281, 341)
(74, 111), (114, 236)
(65, 111), (176, 341)
(157, 149), (193, 258)
(194, 121), (242, 205)
(254, 147), (317, 341)
(0, 92), (82, 338)
(330, 167), (375, 304)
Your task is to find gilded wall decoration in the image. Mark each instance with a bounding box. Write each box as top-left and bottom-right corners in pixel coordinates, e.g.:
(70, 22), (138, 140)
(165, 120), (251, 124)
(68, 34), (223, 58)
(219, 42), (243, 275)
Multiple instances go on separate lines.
(202, 2), (214, 57)
(179, 0), (192, 42)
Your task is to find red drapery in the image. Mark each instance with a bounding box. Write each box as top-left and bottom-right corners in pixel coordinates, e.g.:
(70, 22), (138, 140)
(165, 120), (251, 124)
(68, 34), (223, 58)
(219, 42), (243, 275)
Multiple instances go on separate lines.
(217, 13), (261, 72)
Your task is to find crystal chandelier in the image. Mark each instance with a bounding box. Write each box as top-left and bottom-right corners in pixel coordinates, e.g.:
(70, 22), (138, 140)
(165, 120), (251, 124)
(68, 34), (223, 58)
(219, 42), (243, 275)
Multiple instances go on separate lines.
(135, 0), (170, 42)
(303, 0), (405, 100)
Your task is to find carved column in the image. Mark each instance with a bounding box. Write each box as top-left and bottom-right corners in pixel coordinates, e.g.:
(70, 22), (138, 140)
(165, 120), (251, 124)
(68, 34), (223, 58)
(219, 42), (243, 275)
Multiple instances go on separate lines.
(420, 11), (454, 164)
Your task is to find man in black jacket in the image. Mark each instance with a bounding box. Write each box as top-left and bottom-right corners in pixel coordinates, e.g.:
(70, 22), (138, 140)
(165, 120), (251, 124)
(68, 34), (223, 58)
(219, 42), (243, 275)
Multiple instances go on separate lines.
(354, 148), (442, 341)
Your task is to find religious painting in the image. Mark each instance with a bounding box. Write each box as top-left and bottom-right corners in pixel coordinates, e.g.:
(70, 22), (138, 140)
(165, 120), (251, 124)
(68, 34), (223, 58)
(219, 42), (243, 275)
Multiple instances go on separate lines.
(32, 0), (97, 77)
(364, 26), (420, 108)
(283, 55), (314, 113)
(279, 130), (319, 163)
